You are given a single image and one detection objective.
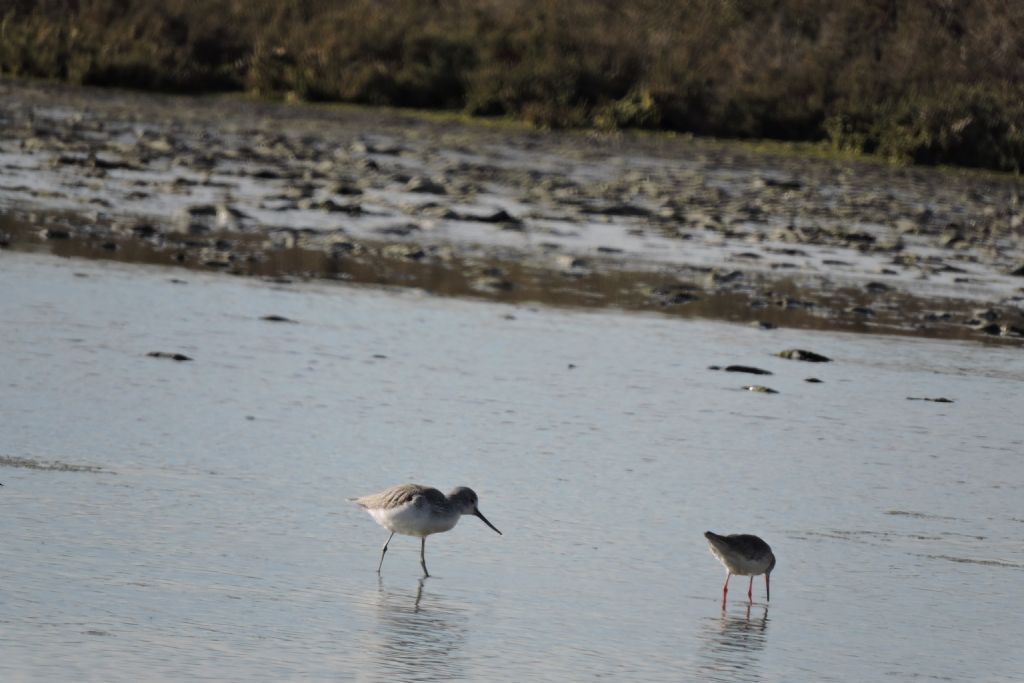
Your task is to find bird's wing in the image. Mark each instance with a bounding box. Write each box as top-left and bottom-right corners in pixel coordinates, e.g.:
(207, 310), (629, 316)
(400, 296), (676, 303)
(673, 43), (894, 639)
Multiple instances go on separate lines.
(726, 534), (772, 559)
(353, 483), (429, 509)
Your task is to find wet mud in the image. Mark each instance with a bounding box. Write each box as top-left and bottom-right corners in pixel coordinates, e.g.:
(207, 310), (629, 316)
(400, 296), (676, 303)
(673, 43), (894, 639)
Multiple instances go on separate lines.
(2, 79), (1023, 345)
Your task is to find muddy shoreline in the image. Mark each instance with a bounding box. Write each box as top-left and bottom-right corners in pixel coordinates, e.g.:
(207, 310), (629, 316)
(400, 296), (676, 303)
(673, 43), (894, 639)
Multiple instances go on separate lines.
(2, 79), (1023, 344)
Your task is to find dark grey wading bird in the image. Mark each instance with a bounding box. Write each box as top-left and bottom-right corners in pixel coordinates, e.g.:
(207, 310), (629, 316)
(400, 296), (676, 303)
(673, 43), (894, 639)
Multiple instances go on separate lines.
(352, 484), (502, 576)
(705, 531), (776, 606)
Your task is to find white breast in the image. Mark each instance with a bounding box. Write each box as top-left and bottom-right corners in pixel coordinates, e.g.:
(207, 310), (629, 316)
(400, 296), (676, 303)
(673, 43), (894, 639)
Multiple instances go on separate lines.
(371, 500), (460, 537)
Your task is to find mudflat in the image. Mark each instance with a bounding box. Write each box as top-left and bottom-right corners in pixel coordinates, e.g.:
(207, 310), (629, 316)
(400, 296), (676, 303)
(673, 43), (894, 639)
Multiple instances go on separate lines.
(2, 79), (1022, 344)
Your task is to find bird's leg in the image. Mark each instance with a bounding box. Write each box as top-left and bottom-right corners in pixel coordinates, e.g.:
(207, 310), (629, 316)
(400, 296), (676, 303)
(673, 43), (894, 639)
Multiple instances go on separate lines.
(748, 576), (754, 603)
(377, 532), (394, 574)
(722, 572), (731, 608)
(420, 537), (430, 577)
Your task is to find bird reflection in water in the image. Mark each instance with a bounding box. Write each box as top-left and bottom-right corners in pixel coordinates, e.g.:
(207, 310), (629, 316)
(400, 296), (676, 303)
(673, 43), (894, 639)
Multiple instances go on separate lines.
(368, 577), (468, 682)
(696, 604), (770, 682)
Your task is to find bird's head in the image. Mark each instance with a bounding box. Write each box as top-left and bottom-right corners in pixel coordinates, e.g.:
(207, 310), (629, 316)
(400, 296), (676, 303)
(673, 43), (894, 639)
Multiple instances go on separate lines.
(450, 486), (502, 535)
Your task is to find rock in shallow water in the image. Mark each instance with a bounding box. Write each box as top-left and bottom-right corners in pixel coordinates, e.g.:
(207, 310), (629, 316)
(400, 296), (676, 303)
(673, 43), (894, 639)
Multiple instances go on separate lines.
(146, 351), (192, 361)
(777, 348), (832, 362)
(724, 365), (773, 375)
(743, 385), (779, 394)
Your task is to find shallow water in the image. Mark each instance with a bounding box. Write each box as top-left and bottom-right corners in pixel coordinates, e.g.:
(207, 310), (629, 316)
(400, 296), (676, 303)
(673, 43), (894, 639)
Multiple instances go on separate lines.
(1, 252), (1022, 682)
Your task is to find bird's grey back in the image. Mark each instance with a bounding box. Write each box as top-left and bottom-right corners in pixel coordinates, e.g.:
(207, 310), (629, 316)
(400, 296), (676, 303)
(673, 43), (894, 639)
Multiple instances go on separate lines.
(705, 531), (773, 561)
(353, 483), (447, 510)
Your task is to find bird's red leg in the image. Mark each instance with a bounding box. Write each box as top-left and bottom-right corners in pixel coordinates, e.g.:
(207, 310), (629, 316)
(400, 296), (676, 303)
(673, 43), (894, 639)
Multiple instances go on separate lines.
(722, 573), (731, 608)
(748, 576), (754, 602)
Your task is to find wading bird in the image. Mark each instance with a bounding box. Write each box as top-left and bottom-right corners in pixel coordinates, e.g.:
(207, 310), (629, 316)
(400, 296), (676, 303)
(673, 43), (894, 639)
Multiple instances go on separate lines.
(705, 531), (775, 607)
(352, 484), (501, 576)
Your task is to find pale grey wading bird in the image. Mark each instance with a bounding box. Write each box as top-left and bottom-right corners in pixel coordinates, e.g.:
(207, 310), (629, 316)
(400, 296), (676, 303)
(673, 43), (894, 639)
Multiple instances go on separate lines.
(705, 531), (775, 606)
(351, 484), (502, 576)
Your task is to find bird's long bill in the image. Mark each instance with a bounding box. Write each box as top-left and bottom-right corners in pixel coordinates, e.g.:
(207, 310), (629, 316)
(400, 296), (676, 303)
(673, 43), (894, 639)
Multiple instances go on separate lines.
(766, 574), (770, 602)
(475, 509), (502, 535)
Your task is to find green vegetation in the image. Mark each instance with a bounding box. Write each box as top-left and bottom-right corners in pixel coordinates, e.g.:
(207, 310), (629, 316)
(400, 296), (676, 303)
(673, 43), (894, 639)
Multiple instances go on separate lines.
(2, 0), (1022, 171)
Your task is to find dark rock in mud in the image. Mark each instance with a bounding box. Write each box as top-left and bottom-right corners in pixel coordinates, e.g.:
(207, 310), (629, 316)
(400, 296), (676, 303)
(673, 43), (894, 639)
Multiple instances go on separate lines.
(316, 199), (363, 214)
(590, 203), (653, 218)
(647, 284), (698, 306)
(743, 385), (779, 393)
(706, 269), (743, 287)
(1008, 264), (1024, 277)
(405, 176), (447, 194)
(375, 224), (420, 237)
(184, 204), (218, 216)
(756, 176), (802, 190)
(939, 230), (965, 248)
(471, 276), (514, 293)
(477, 208), (521, 225)
(843, 231), (876, 246)
(261, 315), (297, 323)
(329, 240), (364, 256)
(973, 322), (1002, 335)
(907, 397), (954, 403)
(778, 348), (832, 362)
(173, 205), (221, 234)
(724, 365), (773, 375)
(351, 140), (403, 156)
(767, 247), (809, 257)
(751, 321), (778, 330)
(847, 306), (875, 316)
(774, 295), (815, 309)
(44, 228), (71, 239)
(249, 168), (287, 180)
(483, 208), (524, 227)
(380, 244), (426, 261)
(864, 281), (890, 294)
(147, 351), (193, 361)
(131, 222), (158, 238)
(328, 181), (363, 196)
(444, 207), (523, 227)
(805, 377), (824, 383)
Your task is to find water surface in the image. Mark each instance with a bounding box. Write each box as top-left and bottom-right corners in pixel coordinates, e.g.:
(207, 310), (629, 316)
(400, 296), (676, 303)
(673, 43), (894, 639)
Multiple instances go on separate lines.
(1, 252), (1022, 681)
